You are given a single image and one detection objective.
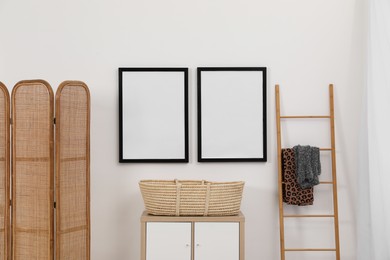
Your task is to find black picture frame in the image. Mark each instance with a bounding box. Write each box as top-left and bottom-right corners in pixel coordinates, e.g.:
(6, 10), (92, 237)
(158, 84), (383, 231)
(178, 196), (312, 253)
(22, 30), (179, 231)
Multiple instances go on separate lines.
(119, 68), (189, 163)
(197, 67), (267, 162)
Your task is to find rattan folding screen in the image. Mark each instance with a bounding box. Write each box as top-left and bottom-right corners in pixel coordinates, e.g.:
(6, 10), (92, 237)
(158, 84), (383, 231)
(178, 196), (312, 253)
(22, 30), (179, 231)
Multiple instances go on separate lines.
(0, 82), (10, 260)
(55, 81), (90, 260)
(12, 80), (54, 260)
(0, 80), (91, 260)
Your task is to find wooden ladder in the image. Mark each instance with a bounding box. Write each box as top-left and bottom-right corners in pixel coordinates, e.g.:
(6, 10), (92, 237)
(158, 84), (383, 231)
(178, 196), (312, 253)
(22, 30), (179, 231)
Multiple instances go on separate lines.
(275, 84), (340, 260)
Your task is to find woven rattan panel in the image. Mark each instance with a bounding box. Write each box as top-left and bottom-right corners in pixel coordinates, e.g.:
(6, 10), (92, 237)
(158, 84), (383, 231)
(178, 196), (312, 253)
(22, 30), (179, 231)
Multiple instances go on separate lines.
(0, 83), (10, 260)
(56, 81), (90, 260)
(12, 80), (54, 260)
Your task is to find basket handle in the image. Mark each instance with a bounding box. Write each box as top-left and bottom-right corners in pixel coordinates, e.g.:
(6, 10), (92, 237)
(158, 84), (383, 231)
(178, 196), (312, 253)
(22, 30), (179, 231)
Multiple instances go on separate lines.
(204, 182), (211, 216)
(175, 182), (182, 216)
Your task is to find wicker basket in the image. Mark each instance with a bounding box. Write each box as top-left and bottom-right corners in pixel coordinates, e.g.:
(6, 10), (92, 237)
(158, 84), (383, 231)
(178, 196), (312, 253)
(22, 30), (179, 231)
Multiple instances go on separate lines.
(139, 179), (244, 216)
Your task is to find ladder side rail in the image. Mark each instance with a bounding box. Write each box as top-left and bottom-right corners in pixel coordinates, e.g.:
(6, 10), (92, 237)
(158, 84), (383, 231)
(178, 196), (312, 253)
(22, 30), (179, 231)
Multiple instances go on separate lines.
(329, 84), (341, 260)
(275, 85), (286, 260)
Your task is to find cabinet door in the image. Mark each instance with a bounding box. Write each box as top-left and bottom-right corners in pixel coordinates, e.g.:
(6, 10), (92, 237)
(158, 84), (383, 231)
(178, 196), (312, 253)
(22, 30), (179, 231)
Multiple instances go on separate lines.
(194, 222), (239, 260)
(146, 222), (191, 260)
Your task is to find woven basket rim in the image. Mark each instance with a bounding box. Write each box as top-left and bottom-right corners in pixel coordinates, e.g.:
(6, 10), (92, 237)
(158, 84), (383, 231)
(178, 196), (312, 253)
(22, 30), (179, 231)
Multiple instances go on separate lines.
(139, 179), (244, 216)
(139, 179), (245, 186)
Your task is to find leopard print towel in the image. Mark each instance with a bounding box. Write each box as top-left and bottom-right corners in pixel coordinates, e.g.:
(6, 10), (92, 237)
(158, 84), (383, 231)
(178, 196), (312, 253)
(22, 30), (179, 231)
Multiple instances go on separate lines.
(282, 148), (314, 206)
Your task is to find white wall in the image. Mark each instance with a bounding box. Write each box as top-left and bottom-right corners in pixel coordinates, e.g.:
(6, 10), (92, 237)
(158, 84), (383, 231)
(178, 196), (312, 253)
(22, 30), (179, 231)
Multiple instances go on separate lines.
(0, 0), (366, 259)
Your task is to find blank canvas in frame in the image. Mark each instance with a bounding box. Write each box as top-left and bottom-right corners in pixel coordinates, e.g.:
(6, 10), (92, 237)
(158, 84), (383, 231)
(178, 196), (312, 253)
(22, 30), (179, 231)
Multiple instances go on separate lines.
(198, 67), (267, 162)
(119, 68), (188, 162)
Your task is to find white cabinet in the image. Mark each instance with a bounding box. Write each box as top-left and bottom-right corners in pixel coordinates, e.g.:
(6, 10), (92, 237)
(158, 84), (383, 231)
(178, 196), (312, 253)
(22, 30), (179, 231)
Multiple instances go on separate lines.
(141, 211), (245, 260)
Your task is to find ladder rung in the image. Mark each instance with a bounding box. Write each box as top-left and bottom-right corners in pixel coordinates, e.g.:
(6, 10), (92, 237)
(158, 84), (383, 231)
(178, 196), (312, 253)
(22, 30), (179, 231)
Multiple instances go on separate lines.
(282, 147), (332, 151)
(284, 214), (334, 218)
(282, 181), (333, 185)
(320, 181), (334, 184)
(280, 115), (331, 119)
(285, 248), (336, 252)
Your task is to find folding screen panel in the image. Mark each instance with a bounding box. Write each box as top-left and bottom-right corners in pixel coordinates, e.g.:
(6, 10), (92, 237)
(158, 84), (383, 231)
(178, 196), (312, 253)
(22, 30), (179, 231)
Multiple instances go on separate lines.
(11, 80), (54, 260)
(55, 81), (90, 260)
(0, 83), (10, 260)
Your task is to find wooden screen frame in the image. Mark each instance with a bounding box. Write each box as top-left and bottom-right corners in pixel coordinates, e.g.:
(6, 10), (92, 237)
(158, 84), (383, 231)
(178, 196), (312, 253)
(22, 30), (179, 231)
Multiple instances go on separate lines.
(0, 82), (10, 260)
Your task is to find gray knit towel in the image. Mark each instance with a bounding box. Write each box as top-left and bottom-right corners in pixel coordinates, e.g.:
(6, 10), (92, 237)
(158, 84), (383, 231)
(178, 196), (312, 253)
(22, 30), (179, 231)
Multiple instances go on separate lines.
(293, 145), (321, 189)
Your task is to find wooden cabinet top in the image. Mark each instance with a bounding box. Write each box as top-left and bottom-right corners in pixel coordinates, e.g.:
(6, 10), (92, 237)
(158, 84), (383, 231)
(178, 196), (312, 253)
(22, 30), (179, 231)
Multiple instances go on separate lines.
(141, 211), (245, 223)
